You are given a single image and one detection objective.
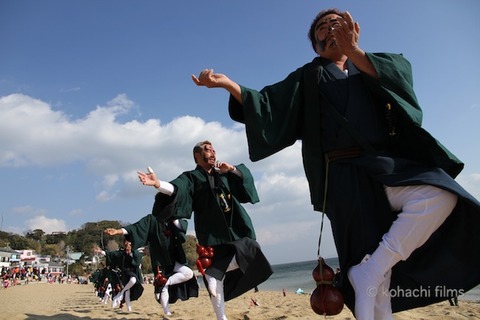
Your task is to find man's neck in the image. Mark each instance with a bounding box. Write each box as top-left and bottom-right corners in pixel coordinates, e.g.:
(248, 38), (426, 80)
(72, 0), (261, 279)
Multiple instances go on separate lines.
(199, 164), (214, 174)
(320, 52), (348, 70)
(332, 56), (348, 71)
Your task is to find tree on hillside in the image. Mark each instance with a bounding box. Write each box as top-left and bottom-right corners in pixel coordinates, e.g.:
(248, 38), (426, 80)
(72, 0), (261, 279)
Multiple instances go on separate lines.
(41, 243), (60, 257)
(67, 220), (124, 253)
(184, 234), (198, 267)
(141, 254), (152, 275)
(57, 240), (66, 257)
(25, 229), (45, 242)
(45, 232), (67, 245)
(8, 234), (40, 251)
(0, 220), (200, 272)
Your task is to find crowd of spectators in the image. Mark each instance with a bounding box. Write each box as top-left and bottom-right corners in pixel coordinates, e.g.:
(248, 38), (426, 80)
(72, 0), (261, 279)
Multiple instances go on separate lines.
(1, 266), (86, 288)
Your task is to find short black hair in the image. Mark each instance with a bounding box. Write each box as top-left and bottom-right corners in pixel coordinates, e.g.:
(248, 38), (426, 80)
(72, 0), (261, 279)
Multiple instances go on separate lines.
(193, 140), (212, 163)
(308, 8), (344, 52)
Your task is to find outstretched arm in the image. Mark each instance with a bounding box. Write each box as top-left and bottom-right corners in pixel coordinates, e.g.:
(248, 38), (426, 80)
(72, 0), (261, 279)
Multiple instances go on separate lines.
(104, 228), (124, 236)
(138, 166), (175, 195)
(192, 69), (243, 104)
(93, 245), (107, 256)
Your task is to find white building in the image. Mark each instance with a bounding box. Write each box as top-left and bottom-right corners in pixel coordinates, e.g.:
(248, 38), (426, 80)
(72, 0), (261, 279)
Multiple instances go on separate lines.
(0, 247), (20, 269)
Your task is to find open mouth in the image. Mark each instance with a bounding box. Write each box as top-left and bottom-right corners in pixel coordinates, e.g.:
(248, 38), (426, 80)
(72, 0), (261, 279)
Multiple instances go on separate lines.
(326, 34), (336, 48)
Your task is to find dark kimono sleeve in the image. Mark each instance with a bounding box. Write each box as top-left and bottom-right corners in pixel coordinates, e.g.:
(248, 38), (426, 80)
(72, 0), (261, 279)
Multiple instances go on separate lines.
(228, 163), (259, 204)
(228, 68), (305, 162)
(366, 52), (423, 125)
(168, 172), (195, 219)
(132, 250), (142, 265)
(125, 214), (176, 270)
(123, 214), (156, 250)
(366, 52), (464, 177)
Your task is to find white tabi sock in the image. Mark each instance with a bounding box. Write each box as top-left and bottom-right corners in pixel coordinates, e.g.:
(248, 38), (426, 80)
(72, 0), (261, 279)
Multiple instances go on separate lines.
(210, 277), (227, 320)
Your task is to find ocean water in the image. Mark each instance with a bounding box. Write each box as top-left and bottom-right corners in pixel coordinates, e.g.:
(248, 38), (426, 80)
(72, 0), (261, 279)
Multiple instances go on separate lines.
(258, 257), (339, 294)
(258, 258), (480, 302)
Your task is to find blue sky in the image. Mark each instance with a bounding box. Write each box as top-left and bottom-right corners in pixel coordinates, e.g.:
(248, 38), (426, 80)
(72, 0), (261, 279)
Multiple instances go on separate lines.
(1, 1), (479, 265)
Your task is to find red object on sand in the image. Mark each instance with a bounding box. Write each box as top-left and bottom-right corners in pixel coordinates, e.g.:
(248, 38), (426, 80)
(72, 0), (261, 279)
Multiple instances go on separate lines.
(310, 257), (344, 316)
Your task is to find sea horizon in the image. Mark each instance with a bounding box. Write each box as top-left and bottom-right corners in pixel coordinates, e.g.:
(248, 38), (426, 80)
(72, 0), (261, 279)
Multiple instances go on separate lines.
(258, 258), (480, 302)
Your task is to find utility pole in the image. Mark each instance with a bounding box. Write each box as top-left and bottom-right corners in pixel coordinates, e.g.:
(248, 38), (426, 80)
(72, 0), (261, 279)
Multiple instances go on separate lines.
(65, 246), (70, 283)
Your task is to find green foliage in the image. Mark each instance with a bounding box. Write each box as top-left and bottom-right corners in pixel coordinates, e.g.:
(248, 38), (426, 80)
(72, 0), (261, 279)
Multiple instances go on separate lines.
(45, 232), (67, 245)
(183, 234), (198, 267)
(25, 229), (45, 242)
(0, 220), (124, 254)
(0, 220), (199, 272)
(141, 254), (152, 274)
(67, 262), (85, 276)
(40, 244), (61, 256)
(4, 233), (40, 251)
(70, 220), (124, 253)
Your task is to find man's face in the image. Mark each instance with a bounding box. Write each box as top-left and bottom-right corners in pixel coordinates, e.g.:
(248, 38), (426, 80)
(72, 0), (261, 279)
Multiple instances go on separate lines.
(314, 13), (342, 54)
(124, 240), (132, 254)
(196, 144), (216, 169)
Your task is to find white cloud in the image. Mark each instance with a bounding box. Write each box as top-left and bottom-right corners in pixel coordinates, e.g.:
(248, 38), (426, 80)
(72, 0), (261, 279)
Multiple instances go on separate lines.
(4, 93), (477, 263)
(0, 93), (249, 177)
(96, 190), (116, 202)
(25, 215), (68, 234)
(456, 173), (480, 200)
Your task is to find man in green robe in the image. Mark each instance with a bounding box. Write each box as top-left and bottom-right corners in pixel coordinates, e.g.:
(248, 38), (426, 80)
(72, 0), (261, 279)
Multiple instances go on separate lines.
(192, 8), (480, 320)
(97, 236), (144, 312)
(138, 140), (272, 320)
(104, 217), (198, 317)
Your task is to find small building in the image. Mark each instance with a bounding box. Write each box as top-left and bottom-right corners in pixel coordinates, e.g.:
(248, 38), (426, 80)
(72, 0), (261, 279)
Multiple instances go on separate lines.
(47, 261), (65, 277)
(69, 252), (84, 262)
(18, 249), (37, 267)
(0, 247), (20, 269)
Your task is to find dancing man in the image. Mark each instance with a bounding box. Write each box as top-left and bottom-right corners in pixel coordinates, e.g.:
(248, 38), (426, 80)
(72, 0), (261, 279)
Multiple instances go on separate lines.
(137, 140), (273, 320)
(104, 217), (198, 317)
(192, 8), (480, 319)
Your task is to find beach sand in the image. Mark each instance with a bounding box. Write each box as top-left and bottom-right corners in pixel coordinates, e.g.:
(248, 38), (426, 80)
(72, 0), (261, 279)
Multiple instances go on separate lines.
(1, 282), (480, 319)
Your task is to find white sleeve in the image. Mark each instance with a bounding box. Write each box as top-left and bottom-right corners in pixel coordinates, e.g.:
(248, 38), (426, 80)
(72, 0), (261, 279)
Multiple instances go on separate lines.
(172, 219), (181, 229)
(156, 180), (175, 195)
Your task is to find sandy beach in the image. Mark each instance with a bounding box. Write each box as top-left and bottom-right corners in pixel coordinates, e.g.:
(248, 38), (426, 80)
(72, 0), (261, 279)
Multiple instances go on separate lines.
(1, 282), (480, 320)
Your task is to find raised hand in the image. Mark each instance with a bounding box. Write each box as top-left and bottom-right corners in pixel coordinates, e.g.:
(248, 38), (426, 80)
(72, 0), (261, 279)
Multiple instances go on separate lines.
(331, 11), (360, 57)
(104, 228), (122, 236)
(138, 166), (159, 188)
(192, 69), (230, 88)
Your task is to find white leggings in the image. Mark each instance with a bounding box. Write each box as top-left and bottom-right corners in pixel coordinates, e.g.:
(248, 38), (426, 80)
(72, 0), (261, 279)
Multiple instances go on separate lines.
(115, 276), (136, 310)
(206, 255), (240, 320)
(158, 262), (194, 314)
(384, 184), (457, 260)
(348, 185), (458, 320)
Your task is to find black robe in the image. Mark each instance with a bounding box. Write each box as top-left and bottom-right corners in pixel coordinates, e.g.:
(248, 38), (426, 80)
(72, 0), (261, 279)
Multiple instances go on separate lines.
(228, 53), (480, 312)
(124, 215), (199, 304)
(105, 248), (144, 301)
